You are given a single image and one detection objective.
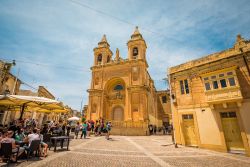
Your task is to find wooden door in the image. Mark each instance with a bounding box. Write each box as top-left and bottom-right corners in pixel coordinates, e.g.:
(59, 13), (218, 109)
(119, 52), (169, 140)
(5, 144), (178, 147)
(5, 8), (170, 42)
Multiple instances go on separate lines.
(182, 114), (198, 146)
(113, 107), (124, 121)
(221, 112), (244, 150)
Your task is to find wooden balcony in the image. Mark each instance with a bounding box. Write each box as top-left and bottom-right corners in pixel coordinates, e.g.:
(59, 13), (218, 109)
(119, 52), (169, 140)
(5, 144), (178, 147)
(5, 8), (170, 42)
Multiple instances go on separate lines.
(205, 86), (243, 104)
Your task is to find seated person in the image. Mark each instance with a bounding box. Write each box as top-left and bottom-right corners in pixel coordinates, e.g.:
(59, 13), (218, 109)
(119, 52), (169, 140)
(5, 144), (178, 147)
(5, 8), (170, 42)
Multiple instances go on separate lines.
(37, 129), (48, 157)
(23, 128), (40, 153)
(24, 128), (40, 146)
(41, 124), (49, 135)
(1, 131), (25, 161)
(15, 129), (26, 142)
(0, 130), (8, 146)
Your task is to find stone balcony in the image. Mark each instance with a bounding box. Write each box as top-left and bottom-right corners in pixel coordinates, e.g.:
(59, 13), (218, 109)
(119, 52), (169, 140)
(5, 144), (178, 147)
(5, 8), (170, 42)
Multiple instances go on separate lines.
(205, 86), (243, 107)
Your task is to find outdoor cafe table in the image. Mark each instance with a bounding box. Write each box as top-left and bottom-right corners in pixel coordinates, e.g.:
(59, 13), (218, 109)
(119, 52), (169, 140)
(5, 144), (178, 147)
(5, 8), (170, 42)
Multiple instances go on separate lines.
(50, 136), (70, 152)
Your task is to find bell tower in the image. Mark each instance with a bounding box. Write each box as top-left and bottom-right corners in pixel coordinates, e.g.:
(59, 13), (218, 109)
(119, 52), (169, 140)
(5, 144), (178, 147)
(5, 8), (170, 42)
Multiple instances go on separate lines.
(127, 26), (147, 61)
(93, 35), (113, 65)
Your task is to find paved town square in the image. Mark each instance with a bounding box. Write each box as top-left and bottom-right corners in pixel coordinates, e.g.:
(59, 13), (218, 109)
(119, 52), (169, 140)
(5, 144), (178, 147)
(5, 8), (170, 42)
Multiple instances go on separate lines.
(7, 135), (248, 167)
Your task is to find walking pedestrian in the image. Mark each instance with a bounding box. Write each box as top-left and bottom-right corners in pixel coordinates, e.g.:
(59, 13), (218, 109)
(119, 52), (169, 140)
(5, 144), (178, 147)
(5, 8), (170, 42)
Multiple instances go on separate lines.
(100, 120), (104, 136)
(153, 125), (157, 135)
(94, 120), (100, 136)
(149, 124), (153, 135)
(87, 121), (91, 136)
(105, 121), (112, 140)
(66, 123), (71, 136)
(62, 123), (66, 135)
(74, 122), (81, 139)
(91, 120), (95, 133)
(81, 121), (87, 139)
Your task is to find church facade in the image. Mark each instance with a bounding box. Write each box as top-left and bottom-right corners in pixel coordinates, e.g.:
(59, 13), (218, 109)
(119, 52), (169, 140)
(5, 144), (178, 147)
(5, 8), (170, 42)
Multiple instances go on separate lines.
(86, 27), (170, 135)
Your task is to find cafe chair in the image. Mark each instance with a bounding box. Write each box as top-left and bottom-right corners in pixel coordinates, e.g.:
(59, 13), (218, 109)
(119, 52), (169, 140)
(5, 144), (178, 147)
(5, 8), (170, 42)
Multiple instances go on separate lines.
(26, 140), (41, 160)
(1, 142), (19, 164)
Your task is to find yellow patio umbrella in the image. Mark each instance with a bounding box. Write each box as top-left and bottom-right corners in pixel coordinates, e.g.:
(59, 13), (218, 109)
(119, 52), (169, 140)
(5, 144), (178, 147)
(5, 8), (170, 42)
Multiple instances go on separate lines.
(0, 94), (63, 119)
(31, 107), (70, 113)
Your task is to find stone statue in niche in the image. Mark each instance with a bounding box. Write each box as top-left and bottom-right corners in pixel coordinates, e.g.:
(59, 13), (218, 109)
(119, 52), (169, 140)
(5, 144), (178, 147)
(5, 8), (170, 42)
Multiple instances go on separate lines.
(115, 48), (120, 61)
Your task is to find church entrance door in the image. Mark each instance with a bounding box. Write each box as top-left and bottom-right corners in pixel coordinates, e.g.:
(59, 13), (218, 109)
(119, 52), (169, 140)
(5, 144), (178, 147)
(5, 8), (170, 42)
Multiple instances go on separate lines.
(113, 106), (124, 121)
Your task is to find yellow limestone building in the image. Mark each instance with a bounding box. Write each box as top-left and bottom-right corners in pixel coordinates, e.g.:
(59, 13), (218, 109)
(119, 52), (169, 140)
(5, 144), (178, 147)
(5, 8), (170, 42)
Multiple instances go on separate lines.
(168, 35), (250, 156)
(86, 27), (167, 135)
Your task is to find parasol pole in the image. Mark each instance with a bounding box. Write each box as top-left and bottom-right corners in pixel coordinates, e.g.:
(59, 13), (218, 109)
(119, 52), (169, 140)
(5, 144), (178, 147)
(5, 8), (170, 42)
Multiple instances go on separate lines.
(19, 103), (26, 120)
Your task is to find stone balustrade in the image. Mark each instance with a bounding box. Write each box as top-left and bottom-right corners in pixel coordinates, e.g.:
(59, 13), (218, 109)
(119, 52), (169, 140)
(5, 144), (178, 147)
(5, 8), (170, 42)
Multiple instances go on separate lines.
(111, 120), (148, 128)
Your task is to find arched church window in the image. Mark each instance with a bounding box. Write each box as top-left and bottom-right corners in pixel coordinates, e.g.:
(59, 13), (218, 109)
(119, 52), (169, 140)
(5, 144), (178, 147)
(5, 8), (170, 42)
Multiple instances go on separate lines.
(133, 47), (138, 58)
(114, 84), (123, 91)
(97, 54), (102, 63)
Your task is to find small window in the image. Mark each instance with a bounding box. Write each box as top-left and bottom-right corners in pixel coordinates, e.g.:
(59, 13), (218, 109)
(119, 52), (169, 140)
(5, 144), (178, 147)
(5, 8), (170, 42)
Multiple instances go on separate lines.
(133, 47), (138, 58)
(182, 114), (193, 120)
(184, 79), (189, 94)
(220, 79), (227, 88)
(228, 112), (236, 118)
(213, 81), (219, 89)
(211, 76), (216, 79)
(228, 77), (236, 86)
(220, 112), (228, 118)
(220, 112), (236, 118)
(204, 77), (209, 81)
(114, 84), (123, 91)
(205, 82), (211, 90)
(97, 54), (102, 63)
(180, 80), (185, 94)
(219, 73), (224, 77)
(227, 72), (233, 75)
(162, 96), (167, 103)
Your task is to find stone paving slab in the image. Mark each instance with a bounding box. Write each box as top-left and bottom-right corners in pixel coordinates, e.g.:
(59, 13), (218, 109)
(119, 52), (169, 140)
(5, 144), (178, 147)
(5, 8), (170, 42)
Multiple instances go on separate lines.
(82, 137), (139, 151)
(73, 148), (145, 156)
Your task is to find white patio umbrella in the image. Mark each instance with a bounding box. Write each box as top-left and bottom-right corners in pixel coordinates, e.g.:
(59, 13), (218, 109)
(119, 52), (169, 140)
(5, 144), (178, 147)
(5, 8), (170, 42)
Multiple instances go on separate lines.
(68, 116), (80, 121)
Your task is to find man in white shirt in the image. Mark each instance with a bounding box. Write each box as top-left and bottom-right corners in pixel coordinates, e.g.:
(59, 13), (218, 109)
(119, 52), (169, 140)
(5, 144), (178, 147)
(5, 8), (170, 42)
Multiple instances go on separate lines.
(26, 128), (40, 146)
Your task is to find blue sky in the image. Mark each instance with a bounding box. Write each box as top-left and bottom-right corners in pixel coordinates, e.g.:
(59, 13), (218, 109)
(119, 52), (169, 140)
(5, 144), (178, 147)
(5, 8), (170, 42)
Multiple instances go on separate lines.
(0, 0), (250, 110)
